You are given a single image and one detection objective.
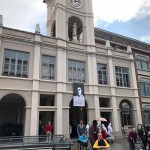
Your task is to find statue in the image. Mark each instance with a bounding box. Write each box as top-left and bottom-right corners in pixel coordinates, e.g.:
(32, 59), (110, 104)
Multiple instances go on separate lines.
(73, 23), (77, 36)
(79, 32), (83, 43)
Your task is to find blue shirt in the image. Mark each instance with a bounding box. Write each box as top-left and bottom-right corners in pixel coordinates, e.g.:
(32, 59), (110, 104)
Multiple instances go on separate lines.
(79, 135), (88, 142)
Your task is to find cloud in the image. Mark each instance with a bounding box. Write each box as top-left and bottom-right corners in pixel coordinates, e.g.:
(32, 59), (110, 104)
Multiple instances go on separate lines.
(96, 15), (150, 43)
(93, 0), (149, 26)
(140, 35), (150, 43)
(0, 0), (47, 33)
(0, 0), (149, 43)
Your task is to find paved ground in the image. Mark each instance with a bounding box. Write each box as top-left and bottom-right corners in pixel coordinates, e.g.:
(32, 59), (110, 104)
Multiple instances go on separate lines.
(71, 137), (129, 150)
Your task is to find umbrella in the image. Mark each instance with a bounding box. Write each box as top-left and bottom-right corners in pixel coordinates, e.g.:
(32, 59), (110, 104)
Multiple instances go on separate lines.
(97, 117), (107, 122)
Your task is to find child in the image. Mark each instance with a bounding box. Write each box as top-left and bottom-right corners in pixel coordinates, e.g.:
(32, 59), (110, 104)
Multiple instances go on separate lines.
(78, 132), (88, 149)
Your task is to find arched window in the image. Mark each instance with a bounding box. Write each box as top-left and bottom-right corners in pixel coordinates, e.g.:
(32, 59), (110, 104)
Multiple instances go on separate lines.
(139, 79), (150, 96)
(68, 16), (83, 43)
(136, 56), (149, 70)
(120, 101), (132, 126)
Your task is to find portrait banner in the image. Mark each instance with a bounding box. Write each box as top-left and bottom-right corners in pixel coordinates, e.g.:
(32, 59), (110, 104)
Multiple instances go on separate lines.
(73, 83), (85, 106)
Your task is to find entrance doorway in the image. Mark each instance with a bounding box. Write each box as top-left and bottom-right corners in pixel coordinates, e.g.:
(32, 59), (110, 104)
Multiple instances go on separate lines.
(0, 93), (26, 136)
(39, 111), (55, 135)
(101, 112), (111, 128)
(69, 99), (88, 138)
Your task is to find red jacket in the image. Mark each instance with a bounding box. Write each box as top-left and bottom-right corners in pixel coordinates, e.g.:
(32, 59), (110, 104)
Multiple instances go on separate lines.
(101, 129), (107, 139)
(45, 124), (53, 133)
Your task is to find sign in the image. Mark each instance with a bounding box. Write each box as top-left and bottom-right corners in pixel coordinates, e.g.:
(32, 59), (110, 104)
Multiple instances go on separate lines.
(73, 83), (85, 106)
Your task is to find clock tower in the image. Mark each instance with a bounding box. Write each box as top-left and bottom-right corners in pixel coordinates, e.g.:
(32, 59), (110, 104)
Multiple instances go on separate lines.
(43, 0), (95, 46)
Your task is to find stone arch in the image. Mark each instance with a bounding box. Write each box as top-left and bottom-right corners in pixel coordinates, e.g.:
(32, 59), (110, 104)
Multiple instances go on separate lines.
(0, 93), (26, 136)
(119, 99), (133, 127)
(136, 55), (149, 60)
(68, 16), (83, 42)
(119, 99), (133, 109)
(0, 92), (27, 106)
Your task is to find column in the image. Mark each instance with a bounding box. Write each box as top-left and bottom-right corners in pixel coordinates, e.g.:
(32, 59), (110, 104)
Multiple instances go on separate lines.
(56, 93), (63, 134)
(30, 33), (41, 136)
(87, 51), (99, 119)
(130, 55), (142, 124)
(107, 47), (120, 134)
(56, 48), (66, 134)
(30, 91), (39, 135)
(56, 5), (66, 40)
(0, 15), (3, 75)
(24, 107), (31, 136)
(94, 95), (100, 119)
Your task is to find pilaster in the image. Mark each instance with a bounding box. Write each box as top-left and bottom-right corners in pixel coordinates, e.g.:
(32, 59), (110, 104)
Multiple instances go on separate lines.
(30, 92), (39, 135)
(30, 31), (41, 136)
(94, 95), (100, 120)
(56, 93), (63, 134)
(56, 5), (67, 40)
(107, 45), (120, 135)
(55, 47), (66, 134)
(0, 15), (3, 49)
(129, 51), (142, 124)
(24, 107), (31, 136)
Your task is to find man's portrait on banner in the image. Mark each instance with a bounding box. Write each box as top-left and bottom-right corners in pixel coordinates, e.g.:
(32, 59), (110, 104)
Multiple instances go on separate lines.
(73, 83), (85, 106)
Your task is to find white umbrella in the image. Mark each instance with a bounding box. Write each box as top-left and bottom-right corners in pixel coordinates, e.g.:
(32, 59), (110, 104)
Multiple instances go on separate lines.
(97, 117), (107, 122)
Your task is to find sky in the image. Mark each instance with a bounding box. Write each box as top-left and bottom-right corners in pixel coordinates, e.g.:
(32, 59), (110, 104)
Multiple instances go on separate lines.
(0, 0), (150, 43)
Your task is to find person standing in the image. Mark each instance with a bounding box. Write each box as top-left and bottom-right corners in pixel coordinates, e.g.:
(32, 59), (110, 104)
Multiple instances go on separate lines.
(45, 121), (53, 143)
(127, 127), (138, 150)
(39, 120), (43, 135)
(107, 123), (114, 143)
(89, 120), (99, 148)
(101, 127), (107, 140)
(86, 122), (90, 137)
(77, 120), (86, 137)
(138, 124), (148, 150)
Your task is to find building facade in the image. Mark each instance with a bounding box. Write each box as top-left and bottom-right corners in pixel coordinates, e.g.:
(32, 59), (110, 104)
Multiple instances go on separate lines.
(0, 0), (149, 138)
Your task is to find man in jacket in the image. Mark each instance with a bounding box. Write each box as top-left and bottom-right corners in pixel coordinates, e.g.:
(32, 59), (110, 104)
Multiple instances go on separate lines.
(128, 127), (138, 150)
(45, 121), (53, 143)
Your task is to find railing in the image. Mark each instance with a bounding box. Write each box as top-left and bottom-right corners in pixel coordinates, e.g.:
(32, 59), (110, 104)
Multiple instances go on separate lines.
(0, 135), (73, 150)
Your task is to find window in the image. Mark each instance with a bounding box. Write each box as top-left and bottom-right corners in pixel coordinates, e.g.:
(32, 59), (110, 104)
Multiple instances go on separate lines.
(3, 49), (29, 77)
(120, 101), (132, 126)
(41, 55), (55, 80)
(97, 64), (107, 85)
(40, 94), (55, 106)
(143, 105), (150, 125)
(139, 79), (150, 96)
(115, 66), (130, 87)
(99, 97), (110, 107)
(136, 56), (149, 70)
(68, 60), (86, 83)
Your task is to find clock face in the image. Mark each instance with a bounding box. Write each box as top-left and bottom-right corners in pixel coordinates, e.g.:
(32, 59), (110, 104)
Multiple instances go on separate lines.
(69, 0), (81, 8)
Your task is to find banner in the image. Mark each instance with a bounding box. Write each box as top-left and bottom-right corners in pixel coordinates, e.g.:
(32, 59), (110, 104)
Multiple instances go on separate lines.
(73, 83), (85, 106)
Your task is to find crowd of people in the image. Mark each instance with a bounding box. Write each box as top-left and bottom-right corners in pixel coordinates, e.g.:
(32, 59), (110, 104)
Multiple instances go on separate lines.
(39, 120), (150, 150)
(75, 119), (113, 150)
(128, 125), (150, 150)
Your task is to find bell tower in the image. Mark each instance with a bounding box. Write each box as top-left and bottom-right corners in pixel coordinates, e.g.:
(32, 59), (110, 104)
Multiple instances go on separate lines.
(43, 0), (95, 46)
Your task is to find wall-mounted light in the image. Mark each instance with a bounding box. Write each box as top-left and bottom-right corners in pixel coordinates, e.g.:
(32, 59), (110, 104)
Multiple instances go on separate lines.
(80, 107), (83, 111)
